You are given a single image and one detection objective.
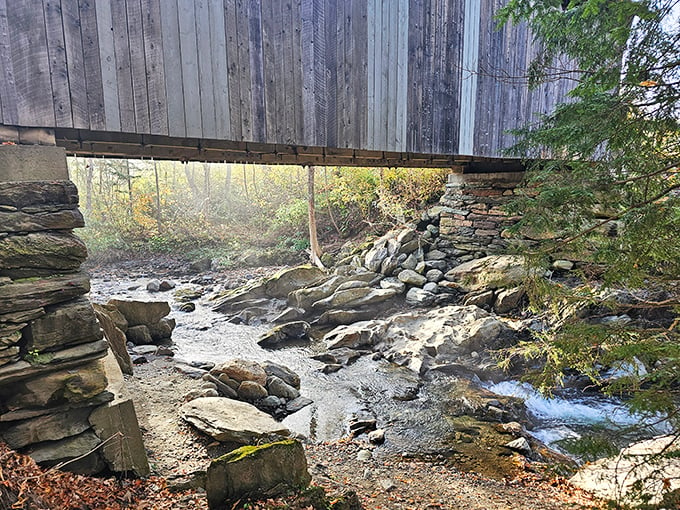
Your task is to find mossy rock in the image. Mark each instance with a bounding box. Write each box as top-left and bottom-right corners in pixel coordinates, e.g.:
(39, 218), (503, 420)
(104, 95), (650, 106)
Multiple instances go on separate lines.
(206, 439), (311, 509)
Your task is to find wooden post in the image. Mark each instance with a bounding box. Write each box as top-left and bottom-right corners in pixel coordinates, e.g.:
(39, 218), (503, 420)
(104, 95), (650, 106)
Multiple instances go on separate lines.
(307, 165), (324, 268)
(153, 159), (162, 233)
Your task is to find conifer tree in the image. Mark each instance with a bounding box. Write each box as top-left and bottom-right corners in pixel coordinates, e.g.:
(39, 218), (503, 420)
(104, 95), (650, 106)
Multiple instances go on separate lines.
(498, 1), (680, 427)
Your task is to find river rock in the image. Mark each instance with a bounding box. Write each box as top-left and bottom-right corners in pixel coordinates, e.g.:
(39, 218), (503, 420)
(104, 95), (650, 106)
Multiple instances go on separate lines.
(263, 266), (326, 298)
(424, 249), (447, 261)
(180, 397), (291, 443)
(426, 269), (444, 282)
(324, 320), (388, 350)
(262, 362), (300, 389)
(317, 309), (377, 326)
(445, 255), (531, 292)
(217, 359), (267, 386)
(570, 435), (680, 506)
(400, 253), (418, 270)
(258, 321), (310, 348)
(494, 287), (525, 314)
(552, 259), (574, 271)
(379, 277), (406, 293)
(463, 290), (495, 308)
(364, 241), (390, 272)
(126, 325), (153, 345)
(312, 287), (398, 310)
(504, 437), (531, 453)
(93, 304), (133, 375)
(237, 381), (269, 401)
(368, 429), (386, 445)
(267, 376), (299, 400)
(0, 231), (87, 274)
(107, 299), (170, 327)
(23, 298), (102, 352)
(148, 317), (176, 341)
(286, 396), (313, 413)
(146, 279), (161, 292)
(405, 287), (435, 306)
(205, 439), (310, 509)
(397, 269), (427, 287)
(272, 307), (305, 323)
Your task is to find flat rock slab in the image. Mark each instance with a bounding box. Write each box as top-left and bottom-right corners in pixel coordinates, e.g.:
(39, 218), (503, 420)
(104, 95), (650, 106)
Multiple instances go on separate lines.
(107, 299), (170, 327)
(180, 397), (291, 444)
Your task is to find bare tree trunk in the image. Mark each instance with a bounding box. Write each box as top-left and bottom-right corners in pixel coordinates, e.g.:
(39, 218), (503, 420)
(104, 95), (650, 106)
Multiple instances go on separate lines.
(202, 162), (211, 215)
(324, 166), (342, 236)
(153, 160), (162, 233)
(242, 163), (249, 199)
(307, 165), (324, 268)
(85, 158), (94, 213)
(184, 162), (200, 202)
(125, 159), (133, 218)
(224, 163), (232, 206)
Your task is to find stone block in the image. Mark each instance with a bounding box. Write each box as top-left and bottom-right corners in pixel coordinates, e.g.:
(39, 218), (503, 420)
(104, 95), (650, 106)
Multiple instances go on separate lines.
(93, 305), (133, 375)
(24, 298), (103, 352)
(0, 208), (84, 232)
(0, 272), (90, 315)
(1, 407), (92, 449)
(0, 145), (68, 182)
(25, 430), (105, 474)
(206, 439), (310, 509)
(0, 181), (78, 210)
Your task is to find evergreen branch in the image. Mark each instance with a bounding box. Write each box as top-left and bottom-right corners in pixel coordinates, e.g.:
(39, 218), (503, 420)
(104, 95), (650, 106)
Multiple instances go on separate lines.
(613, 161), (680, 185)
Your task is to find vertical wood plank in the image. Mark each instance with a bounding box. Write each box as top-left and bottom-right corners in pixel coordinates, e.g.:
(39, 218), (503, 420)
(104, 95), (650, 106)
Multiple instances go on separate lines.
(111, 0), (135, 131)
(42, 0), (73, 127)
(195, 0), (216, 138)
(159, 0), (185, 137)
(324, 0), (337, 147)
(281, 0), (294, 143)
(395, 0), (409, 151)
(249, 0), (266, 142)
(224, 0), (242, 140)
(386, 0), (398, 151)
(178, 0), (202, 137)
(350, 0), (366, 148)
(261, 0), (278, 142)
(373, 0), (384, 149)
(60, 0), (88, 128)
(142, 0), (168, 135)
(291, 0), (304, 144)
(235, 0), (253, 141)
(79, 0), (105, 131)
(300, 0), (316, 145)
(312, 0), (326, 147)
(208, 0), (231, 139)
(406, 0), (421, 152)
(0, 0), (17, 125)
(126, 0), (150, 133)
(366, 0), (375, 149)
(335, 0), (345, 146)
(95, 0), (120, 131)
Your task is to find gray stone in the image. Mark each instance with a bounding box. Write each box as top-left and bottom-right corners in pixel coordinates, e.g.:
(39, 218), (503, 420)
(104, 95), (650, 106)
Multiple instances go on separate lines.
(424, 249), (447, 261)
(312, 287), (398, 311)
(405, 288), (436, 306)
(422, 282), (439, 294)
(263, 266), (326, 298)
(272, 307), (305, 323)
(159, 280), (175, 291)
(204, 374), (238, 399)
(324, 320), (388, 350)
(356, 450), (372, 462)
(24, 298), (102, 352)
(553, 259), (574, 271)
(259, 396), (284, 410)
(217, 359), (267, 386)
(258, 321), (310, 348)
(0, 209), (84, 233)
(89, 398), (151, 477)
(206, 439), (310, 509)
(317, 309), (377, 326)
(396, 228), (417, 244)
(400, 253), (418, 270)
(146, 279), (161, 292)
(126, 324), (153, 345)
(148, 317), (176, 341)
(380, 254), (400, 275)
(1, 407), (92, 449)
(93, 304), (133, 375)
(399, 239), (421, 255)
(364, 242), (390, 272)
(263, 362), (300, 389)
(267, 376), (300, 400)
(504, 437), (531, 453)
(415, 261), (427, 274)
(0, 272), (90, 315)
(425, 269), (444, 282)
(368, 429), (386, 445)
(445, 255), (533, 292)
(238, 380), (269, 401)
(0, 231), (87, 274)
(379, 277), (406, 293)
(494, 287), (526, 314)
(26, 430), (103, 473)
(0, 145), (68, 181)
(180, 397), (291, 443)
(285, 396), (313, 413)
(397, 269), (427, 287)
(463, 290), (495, 308)
(108, 299), (170, 327)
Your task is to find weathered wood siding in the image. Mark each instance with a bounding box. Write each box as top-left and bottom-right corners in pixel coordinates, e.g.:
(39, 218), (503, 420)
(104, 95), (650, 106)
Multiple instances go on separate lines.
(0, 0), (572, 160)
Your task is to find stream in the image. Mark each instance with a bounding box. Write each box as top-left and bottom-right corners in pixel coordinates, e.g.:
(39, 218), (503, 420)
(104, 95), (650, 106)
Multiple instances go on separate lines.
(89, 270), (656, 461)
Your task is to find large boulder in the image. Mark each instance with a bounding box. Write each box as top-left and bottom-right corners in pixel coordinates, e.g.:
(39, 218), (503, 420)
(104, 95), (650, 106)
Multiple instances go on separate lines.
(570, 435), (680, 507)
(445, 255), (532, 292)
(215, 359), (267, 386)
(263, 266), (326, 298)
(324, 320), (388, 350)
(311, 287), (398, 311)
(107, 299), (170, 327)
(206, 439), (310, 509)
(180, 397), (291, 443)
(257, 321), (310, 348)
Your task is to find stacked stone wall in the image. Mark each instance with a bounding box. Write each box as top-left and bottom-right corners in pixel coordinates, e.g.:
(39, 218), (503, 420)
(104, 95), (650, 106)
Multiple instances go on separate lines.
(438, 171), (528, 258)
(0, 148), (148, 476)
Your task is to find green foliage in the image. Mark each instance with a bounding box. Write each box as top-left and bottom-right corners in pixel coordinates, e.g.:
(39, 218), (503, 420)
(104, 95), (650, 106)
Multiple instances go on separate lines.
(69, 159), (447, 265)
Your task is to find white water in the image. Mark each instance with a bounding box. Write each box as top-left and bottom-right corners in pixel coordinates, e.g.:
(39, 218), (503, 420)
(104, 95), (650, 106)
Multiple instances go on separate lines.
(484, 380), (658, 447)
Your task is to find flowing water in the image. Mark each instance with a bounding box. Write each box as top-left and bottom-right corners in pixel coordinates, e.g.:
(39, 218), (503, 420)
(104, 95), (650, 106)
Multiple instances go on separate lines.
(90, 272), (657, 459)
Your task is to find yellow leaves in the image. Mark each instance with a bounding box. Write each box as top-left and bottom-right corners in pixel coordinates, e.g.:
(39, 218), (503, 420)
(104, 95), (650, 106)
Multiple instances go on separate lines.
(639, 79), (658, 87)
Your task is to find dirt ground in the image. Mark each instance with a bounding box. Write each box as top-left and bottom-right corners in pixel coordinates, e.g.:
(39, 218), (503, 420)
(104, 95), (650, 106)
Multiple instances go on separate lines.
(126, 358), (597, 510)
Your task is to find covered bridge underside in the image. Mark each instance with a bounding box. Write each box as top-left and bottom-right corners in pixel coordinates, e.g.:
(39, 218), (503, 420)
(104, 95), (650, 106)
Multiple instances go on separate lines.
(0, 0), (571, 170)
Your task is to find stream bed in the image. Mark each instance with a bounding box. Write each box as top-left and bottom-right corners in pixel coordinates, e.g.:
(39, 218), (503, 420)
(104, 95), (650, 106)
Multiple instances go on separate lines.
(89, 271), (654, 462)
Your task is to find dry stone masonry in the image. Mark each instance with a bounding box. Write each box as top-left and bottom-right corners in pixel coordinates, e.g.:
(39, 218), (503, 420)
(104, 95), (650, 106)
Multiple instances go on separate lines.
(0, 146), (149, 476)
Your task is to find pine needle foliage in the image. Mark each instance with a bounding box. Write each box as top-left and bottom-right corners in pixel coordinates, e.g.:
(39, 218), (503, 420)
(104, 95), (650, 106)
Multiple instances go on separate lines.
(497, 0), (680, 439)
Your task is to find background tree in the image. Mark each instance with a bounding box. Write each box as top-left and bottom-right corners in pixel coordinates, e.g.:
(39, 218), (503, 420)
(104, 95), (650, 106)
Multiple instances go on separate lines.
(498, 0), (680, 429)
